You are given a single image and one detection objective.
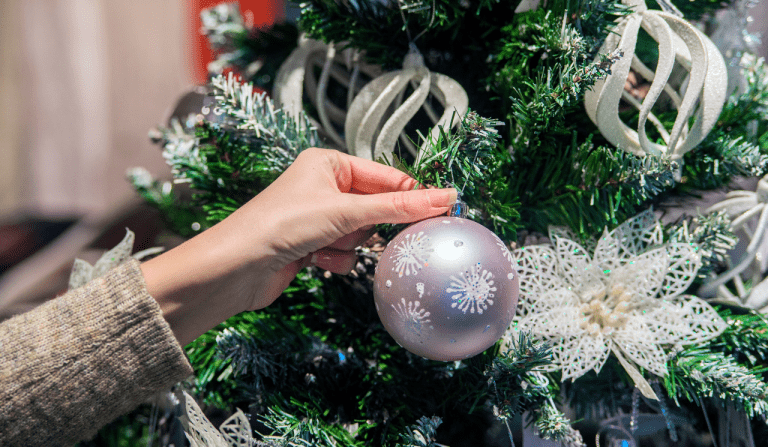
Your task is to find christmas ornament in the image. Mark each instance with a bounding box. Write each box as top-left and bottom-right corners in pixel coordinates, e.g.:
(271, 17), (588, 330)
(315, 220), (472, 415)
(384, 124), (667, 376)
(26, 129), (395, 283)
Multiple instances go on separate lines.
(505, 210), (726, 399)
(700, 175), (768, 312)
(584, 0), (727, 164)
(345, 46), (469, 163)
(373, 208), (519, 361)
(273, 35), (382, 149)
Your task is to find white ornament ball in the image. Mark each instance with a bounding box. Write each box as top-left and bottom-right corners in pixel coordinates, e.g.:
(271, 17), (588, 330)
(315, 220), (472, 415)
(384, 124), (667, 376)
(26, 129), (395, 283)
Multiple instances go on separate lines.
(373, 217), (519, 361)
(584, 0), (727, 162)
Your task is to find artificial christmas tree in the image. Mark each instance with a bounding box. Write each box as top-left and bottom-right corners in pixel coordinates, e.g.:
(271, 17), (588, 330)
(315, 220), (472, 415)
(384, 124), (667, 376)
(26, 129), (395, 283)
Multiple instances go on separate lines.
(104, 0), (768, 445)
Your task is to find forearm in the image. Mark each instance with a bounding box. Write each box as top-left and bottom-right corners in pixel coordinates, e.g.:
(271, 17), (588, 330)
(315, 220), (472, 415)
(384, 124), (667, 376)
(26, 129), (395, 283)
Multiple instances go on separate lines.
(139, 215), (276, 346)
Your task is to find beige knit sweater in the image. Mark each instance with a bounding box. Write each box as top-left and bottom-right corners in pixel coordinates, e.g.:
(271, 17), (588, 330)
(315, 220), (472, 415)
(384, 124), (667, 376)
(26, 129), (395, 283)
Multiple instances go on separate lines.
(0, 259), (194, 445)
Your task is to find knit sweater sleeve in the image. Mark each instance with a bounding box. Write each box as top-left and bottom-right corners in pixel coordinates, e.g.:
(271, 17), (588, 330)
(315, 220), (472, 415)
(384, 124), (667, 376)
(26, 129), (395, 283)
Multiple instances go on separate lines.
(0, 258), (194, 445)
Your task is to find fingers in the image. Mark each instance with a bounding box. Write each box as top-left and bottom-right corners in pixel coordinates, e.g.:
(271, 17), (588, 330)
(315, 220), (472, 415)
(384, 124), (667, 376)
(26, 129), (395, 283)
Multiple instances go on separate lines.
(345, 188), (457, 228)
(310, 247), (357, 274)
(324, 149), (421, 194)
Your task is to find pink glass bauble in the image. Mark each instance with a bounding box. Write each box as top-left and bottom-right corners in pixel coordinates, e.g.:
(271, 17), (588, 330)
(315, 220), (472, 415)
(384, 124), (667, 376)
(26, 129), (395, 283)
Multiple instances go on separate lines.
(373, 217), (519, 361)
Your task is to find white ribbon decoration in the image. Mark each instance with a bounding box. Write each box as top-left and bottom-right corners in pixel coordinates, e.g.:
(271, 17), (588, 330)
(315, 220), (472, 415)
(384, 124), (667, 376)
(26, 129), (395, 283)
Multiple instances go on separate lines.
(584, 0), (727, 162)
(345, 49), (468, 163)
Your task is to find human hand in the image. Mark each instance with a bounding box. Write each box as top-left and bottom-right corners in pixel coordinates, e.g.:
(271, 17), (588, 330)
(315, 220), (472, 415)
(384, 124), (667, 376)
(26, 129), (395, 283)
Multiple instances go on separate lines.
(141, 148), (457, 345)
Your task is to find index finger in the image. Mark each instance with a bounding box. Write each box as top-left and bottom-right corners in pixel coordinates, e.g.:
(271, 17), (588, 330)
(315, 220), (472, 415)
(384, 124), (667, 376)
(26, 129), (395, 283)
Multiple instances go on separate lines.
(334, 151), (421, 194)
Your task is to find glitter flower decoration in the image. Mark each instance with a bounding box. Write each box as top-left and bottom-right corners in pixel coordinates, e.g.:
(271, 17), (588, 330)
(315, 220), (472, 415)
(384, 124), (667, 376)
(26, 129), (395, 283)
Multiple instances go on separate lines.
(506, 210), (727, 399)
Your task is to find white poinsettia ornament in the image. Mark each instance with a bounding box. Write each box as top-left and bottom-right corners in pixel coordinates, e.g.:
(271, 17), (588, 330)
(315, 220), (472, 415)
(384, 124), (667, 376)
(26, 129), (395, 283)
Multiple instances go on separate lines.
(506, 211), (727, 399)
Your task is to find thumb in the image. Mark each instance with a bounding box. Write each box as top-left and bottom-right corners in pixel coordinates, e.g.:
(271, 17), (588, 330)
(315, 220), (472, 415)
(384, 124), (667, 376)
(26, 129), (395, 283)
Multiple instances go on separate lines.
(346, 188), (457, 227)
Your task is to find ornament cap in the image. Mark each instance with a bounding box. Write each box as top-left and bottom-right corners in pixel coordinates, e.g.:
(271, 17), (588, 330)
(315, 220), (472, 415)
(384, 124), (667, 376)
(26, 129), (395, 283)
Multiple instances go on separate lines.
(449, 198), (468, 219)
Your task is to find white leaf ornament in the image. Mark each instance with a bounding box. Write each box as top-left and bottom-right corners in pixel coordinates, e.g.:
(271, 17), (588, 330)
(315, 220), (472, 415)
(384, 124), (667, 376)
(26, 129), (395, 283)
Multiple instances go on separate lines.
(584, 0), (727, 162)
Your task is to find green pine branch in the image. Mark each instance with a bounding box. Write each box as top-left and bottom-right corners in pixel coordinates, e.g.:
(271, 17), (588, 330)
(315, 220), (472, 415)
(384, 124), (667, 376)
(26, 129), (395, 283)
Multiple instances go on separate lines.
(125, 165), (209, 237)
(397, 416), (443, 447)
(514, 136), (677, 238)
(487, 0), (624, 149)
(663, 0), (737, 21)
(709, 308), (768, 370)
(299, 0), (521, 70)
(666, 210), (737, 279)
(257, 403), (365, 447)
(153, 74), (319, 225)
(664, 307), (768, 420)
(485, 332), (584, 445)
(380, 110), (520, 241)
(210, 73), (319, 170)
(532, 400), (585, 447)
(485, 332), (554, 418)
(665, 346), (768, 419)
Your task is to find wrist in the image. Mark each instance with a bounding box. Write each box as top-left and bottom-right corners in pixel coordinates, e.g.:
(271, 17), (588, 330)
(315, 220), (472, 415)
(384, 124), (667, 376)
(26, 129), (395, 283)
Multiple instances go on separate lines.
(140, 220), (273, 346)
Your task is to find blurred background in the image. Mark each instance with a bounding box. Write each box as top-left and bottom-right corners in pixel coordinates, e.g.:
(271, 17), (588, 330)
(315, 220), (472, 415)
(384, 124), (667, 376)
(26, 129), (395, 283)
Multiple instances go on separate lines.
(0, 0), (767, 319)
(0, 0), (285, 319)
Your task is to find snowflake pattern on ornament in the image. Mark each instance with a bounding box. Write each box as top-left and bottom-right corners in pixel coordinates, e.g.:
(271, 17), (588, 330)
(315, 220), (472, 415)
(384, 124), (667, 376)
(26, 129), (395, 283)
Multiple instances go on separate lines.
(494, 234), (517, 280)
(494, 235), (514, 264)
(447, 263), (497, 314)
(393, 298), (432, 334)
(391, 231), (433, 277)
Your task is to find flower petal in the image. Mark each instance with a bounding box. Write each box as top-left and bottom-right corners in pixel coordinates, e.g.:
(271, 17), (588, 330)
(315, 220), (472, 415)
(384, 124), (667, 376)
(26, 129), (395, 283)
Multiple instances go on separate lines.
(610, 247), (669, 303)
(609, 210), (663, 257)
(513, 245), (564, 315)
(644, 295), (726, 345)
(520, 303), (582, 338)
(93, 228), (136, 278)
(658, 243), (701, 300)
(560, 334), (610, 381)
(612, 317), (669, 377)
(529, 288), (581, 314)
(551, 235), (603, 294)
(593, 227), (621, 273)
(522, 307), (609, 380)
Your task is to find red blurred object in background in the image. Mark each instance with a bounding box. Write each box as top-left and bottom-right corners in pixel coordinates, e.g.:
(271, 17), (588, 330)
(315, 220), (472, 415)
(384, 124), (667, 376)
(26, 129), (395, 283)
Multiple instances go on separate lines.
(189, 0), (285, 85)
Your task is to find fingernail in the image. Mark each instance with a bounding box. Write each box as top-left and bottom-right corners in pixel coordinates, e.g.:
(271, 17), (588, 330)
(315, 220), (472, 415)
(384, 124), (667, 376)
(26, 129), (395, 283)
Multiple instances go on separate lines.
(310, 253), (319, 265)
(426, 188), (458, 208)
